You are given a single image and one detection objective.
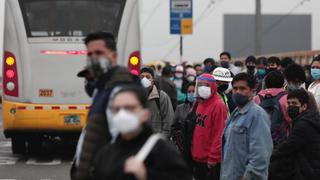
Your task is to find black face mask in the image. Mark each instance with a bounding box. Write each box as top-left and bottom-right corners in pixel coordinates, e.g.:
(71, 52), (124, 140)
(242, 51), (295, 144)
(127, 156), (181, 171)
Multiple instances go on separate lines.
(220, 61), (230, 69)
(218, 84), (229, 93)
(267, 68), (277, 74)
(232, 93), (250, 107)
(288, 106), (300, 119)
(247, 65), (255, 71)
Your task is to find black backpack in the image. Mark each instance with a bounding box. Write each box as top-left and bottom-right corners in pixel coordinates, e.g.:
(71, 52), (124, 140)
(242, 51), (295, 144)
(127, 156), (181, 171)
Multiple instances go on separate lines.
(259, 92), (287, 145)
(171, 101), (198, 164)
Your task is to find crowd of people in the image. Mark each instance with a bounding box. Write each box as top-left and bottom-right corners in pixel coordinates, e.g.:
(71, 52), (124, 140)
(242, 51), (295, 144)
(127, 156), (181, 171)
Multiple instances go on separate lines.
(71, 31), (320, 180)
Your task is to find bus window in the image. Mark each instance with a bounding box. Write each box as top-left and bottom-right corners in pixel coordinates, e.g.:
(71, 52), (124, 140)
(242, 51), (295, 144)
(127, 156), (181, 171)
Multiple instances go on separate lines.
(18, 0), (126, 37)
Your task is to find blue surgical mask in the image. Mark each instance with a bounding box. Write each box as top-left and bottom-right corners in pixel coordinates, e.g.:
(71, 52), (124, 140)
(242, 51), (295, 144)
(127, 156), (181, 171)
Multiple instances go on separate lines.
(311, 69), (320, 80)
(258, 69), (266, 76)
(187, 93), (196, 102)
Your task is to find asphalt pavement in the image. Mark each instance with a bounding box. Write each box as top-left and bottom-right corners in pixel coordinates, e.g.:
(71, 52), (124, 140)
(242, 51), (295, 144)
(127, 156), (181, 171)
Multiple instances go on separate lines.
(0, 106), (74, 180)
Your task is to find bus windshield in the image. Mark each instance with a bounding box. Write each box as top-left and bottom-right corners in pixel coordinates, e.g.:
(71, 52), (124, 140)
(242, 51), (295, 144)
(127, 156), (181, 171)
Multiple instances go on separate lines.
(19, 0), (126, 37)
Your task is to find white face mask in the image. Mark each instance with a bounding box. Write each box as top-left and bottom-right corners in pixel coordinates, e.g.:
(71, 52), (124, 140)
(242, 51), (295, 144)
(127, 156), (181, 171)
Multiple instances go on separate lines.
(175, 73), (183, 78)
(141, 77), (152, 88)
(198, 86), (212, 99)
(111, 109), (140, 134)
(187, 76), (195, 82)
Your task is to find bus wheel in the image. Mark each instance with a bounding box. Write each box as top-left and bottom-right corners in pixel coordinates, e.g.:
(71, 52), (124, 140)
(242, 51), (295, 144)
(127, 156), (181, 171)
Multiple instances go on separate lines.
(12, 137), (27, 154)
(27, 137), (42, 154)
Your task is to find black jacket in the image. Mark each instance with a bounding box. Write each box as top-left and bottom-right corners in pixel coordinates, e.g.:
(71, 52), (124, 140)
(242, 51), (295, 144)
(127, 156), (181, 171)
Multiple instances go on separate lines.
(269, 110), (320, 180)
(157, 76), (177, 110)
(93, 125), (192, 180)
(71, 67), (139, 180)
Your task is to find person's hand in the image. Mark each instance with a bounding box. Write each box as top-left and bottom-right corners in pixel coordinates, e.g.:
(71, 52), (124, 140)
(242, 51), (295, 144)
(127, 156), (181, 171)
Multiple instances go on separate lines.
(124, 156), (147, 180)
(242, 176), (248, 180)
(207, 162), (216, 169)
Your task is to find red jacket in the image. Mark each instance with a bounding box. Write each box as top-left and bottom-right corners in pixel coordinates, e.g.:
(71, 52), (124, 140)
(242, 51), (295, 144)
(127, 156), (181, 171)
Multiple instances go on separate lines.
(191, 74), (228, 164)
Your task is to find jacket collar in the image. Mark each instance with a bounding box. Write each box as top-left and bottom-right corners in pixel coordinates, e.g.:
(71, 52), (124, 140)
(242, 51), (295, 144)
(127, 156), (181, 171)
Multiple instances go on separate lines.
(148, 85), (160, 100)
(237, 100), (254, 115)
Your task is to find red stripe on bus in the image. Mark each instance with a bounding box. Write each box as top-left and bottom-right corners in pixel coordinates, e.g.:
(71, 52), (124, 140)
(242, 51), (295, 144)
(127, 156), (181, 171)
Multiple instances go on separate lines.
(17, 106), (26, 110)
(52, 106), (60, 110)
(69, 106), (77, 110)
(35, 106), (43, 110)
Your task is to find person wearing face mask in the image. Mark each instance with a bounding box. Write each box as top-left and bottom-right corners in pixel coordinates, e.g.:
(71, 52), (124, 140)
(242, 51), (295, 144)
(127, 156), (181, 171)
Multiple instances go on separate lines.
(266, 56), (281, 74)
(192, 74), (228, 180)
(93, 85), (192, 180)
(139, 67), (174, 138)
(173, 65), (187, 104)
(255, 57), (267, 79)
(72, 32), (138, 180)
(171, 82), (196, 166)
(157, 65), (178, 110)
(212, 67), (235, 116)
(284, 63), (318, 112)
(194, 64), (203, 76)
(221, 73), (273, 180)
(203, 58), (216, 74)
(245, 56), (257, 76)
(308, 56), (320, 112)
(220, 52), (239, 76)
(182, 67), (197, 94)
(269, 89), (320, 180)
(257, 56), (281, 92)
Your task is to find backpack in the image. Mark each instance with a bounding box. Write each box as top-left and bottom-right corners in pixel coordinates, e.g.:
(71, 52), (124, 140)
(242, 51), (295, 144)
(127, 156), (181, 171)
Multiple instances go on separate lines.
(259, 92), (287, 145)
(171, 101), (198, 164)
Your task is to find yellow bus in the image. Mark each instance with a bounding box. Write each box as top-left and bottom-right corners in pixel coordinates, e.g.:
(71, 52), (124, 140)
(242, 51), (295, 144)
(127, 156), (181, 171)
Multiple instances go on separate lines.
(2, 0), (141, 154)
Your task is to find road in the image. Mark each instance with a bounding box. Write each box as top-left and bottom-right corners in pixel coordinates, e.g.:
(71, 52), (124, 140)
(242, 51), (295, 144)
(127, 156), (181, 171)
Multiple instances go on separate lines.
(0, 106), (74, 180)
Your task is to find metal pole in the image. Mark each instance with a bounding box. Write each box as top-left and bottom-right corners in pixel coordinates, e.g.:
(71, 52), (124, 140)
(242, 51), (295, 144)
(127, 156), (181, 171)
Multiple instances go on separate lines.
(180, 35), (183, 63)
(255, 0), (262, 55)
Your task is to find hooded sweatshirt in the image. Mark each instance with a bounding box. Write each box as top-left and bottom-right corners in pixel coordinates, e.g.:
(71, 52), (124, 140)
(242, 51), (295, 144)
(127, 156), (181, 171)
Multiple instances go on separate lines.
(191, 74), (228, 164)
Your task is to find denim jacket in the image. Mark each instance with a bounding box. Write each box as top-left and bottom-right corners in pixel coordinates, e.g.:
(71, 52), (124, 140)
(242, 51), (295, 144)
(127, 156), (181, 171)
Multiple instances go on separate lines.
(221, 101), (273, 180)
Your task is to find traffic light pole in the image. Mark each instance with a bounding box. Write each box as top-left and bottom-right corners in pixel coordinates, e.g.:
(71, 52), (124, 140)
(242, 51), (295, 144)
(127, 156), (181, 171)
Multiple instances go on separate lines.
(180, 35), (183, 63)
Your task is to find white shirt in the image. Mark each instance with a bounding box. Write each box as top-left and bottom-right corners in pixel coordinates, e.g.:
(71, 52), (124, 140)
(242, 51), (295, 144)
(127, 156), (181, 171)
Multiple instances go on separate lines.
(308, 81), (320, 111)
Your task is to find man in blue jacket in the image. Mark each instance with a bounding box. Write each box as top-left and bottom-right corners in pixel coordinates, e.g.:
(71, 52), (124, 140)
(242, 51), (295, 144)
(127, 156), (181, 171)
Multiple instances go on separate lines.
(221, 73), (273, 180)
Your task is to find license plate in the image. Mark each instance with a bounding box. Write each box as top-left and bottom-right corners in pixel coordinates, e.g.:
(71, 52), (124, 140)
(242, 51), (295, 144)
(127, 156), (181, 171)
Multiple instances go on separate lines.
(64, 115), (80, 125)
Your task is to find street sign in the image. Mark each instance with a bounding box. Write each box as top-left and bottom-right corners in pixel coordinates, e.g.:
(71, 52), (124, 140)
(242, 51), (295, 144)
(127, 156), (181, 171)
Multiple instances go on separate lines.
(170, 0), (193, 35)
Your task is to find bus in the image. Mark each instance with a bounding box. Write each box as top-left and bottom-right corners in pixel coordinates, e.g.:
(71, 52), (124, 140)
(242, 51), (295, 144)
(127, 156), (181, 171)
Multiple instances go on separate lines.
(2, 0), (141, 154)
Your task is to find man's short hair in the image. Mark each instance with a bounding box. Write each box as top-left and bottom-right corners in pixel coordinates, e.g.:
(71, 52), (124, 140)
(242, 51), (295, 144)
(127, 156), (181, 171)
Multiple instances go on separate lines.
(265, 70), (284, 89)
(84, 32), (117, 51)
(287, 88), (309, 106)
(220, 52), (231, 59)
(245, 56), (256, 65)
(280, 57), (295, 68)
(203, 58), (215, 66)
(267, 56), (281, 66)
(232, 73), (256, 89)
(284, 64), (306, 83)
(256, 57), (267, 66)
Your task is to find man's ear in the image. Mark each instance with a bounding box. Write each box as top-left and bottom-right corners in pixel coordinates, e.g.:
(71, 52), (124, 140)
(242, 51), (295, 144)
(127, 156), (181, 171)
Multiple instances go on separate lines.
(301, 104), (308, 112)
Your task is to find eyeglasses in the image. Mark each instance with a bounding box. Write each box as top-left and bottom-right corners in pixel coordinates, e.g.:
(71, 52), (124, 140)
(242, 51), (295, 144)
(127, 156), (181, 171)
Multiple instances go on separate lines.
(87, 50), (105, 57)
